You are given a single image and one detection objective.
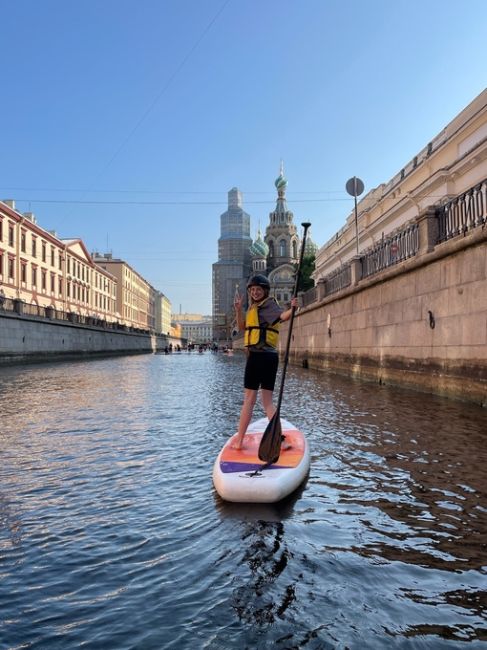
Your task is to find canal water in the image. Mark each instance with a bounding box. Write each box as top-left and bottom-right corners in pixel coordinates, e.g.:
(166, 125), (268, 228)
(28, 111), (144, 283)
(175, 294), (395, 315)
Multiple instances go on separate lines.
(0, 353), (486, 649)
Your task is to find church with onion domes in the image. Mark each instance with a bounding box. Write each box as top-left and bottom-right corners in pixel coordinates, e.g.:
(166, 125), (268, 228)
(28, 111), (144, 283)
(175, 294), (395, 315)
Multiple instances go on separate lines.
(249, 164), (317, 304)
(212, 167), (317, 342)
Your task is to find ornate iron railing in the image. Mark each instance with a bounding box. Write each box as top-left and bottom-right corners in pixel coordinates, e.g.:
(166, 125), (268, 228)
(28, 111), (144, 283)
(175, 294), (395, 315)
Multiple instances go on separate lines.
(361, 223), (419, 279)
(301, 286), (316, 307)
(0, 298), (151, 335)
(437, 178), (487, 243)
(324, 264), (351, 295)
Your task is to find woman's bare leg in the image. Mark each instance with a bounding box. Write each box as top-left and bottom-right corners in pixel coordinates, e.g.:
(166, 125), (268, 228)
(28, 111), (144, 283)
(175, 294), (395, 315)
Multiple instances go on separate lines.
(232, 389), (258, 449)
(260, 389), (276, 420)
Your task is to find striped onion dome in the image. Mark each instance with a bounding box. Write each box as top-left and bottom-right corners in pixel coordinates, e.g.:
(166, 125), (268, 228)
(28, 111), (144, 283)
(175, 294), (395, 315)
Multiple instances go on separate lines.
(250, 229), (269, 258)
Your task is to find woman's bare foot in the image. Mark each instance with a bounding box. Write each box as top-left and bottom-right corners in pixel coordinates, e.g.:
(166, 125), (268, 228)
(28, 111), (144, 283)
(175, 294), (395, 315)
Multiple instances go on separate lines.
(230, 434), (245, 450)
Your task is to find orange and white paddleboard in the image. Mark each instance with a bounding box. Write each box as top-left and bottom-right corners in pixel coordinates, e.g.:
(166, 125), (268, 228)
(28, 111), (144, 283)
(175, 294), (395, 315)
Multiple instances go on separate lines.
(213, 418), (310, 503)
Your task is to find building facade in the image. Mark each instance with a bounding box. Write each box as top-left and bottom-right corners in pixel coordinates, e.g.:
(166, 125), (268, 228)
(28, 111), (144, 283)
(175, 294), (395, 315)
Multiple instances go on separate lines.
(0, 201), (117, 321)
(248, 167), (316, 304)
(212, 188), (252, 341)
(173, 316), (213, 344)
(92, 253), (155, 331)
(154, 291), (172, 335)
(313, 88), (487, 283)
(263, 166), (299, 303)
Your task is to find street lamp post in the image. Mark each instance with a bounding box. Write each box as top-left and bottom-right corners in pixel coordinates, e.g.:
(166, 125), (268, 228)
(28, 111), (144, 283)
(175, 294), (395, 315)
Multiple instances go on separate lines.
(346, 176), (365, 255)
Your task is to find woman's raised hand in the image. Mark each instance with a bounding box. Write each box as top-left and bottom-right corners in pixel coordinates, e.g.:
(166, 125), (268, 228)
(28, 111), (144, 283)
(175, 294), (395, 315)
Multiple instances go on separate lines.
(234, 293), (243, 310)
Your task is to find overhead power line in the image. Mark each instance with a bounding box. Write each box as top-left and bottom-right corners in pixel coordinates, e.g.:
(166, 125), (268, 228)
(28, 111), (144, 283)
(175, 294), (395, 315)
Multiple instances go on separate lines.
(0, 186), (345, 195)
(4, 197), (352, 206)
(2, 193), (449, 207)
(82, 0), (231, 191)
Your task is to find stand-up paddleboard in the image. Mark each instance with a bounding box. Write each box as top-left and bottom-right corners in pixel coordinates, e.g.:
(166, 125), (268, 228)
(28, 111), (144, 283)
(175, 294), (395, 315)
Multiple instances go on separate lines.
(213, 417), (310, 503)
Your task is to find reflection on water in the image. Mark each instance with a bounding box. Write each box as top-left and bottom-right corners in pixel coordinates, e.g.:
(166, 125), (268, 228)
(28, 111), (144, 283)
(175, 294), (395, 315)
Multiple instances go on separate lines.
(0, 353), (486, 649)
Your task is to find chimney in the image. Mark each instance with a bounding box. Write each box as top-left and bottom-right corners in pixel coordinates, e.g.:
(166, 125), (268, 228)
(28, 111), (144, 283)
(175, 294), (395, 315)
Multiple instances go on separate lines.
(23, 212), (37, 224)
(3, 199), (15, 210)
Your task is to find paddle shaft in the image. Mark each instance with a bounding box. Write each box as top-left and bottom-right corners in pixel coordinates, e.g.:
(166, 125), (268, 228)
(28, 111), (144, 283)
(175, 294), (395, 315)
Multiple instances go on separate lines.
(257, 222), (311, 464)
(274, 222), (311, 413)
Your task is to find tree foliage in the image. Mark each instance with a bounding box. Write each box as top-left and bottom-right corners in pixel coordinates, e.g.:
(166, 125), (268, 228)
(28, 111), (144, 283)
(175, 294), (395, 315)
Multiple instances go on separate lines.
(297, 254), (315, 292)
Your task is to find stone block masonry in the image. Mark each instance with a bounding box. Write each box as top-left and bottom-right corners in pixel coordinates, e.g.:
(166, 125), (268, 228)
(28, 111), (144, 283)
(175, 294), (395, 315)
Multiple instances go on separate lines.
(281, 227), (487, 407)
(0, 312), (172, 365)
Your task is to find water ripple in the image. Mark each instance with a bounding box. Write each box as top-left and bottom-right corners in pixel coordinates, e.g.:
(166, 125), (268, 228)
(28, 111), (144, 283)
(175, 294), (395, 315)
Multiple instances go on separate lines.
(0, 354), (486, 649)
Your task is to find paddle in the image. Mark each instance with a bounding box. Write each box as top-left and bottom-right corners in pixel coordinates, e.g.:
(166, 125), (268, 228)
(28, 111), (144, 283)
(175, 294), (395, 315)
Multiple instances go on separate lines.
(258, 222), (312, 464)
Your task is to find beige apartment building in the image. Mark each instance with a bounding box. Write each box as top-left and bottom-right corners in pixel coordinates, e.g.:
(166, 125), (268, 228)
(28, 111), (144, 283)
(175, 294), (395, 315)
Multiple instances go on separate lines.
(155, 290), (172, 335)
(0, 200), (117, 321)
(314, 88), (487, 281)
(92, 253), (156, 331)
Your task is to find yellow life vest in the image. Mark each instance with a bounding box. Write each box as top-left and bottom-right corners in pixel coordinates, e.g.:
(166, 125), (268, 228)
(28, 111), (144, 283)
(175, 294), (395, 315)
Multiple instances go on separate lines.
(244, 297), (280, 348)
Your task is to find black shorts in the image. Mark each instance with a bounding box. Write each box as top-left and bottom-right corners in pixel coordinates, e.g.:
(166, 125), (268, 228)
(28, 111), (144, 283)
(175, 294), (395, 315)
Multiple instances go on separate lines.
(244, 351), (279, 391)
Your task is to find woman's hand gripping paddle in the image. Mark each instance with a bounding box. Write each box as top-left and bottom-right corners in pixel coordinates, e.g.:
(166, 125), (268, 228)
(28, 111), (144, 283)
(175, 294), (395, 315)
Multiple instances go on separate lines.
(258, 222), (311, 464)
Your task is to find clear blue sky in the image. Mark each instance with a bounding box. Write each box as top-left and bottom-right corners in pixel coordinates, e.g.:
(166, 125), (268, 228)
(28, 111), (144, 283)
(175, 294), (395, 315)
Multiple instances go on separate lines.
(1, 0), (485, 314)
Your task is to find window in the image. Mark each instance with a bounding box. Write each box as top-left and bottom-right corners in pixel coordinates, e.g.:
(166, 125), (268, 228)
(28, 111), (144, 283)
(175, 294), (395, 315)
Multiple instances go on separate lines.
(292, 240), (297, 258)
(32, 267), (37, 286)
(67, 281), (71, 298)
(42, 242), (46, 262)
(0, 252), (3, 277)
(21, 262), (27, 283)
(268, 241), (274, 257)
(279, 240), (286, 257)
(0, 219), (3, 241)
(51, 273), (55, 292)
(21, 231), (26, 253)
(8, 225), (14, 247)
(58, 278), (63, 296)
(8, 257), (14, 279)
(59, 254), (62, 270)
(32, 237), (37, 258)
(51, 247), (55, 267)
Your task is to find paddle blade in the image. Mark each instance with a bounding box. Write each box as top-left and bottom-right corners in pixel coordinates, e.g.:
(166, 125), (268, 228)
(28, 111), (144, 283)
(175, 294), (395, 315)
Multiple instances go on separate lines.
(258, 413), (282, 464)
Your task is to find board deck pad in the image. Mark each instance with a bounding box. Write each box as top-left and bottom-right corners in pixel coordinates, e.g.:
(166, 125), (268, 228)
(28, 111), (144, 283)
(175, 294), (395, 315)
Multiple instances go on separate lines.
(220, 428), (305, 473)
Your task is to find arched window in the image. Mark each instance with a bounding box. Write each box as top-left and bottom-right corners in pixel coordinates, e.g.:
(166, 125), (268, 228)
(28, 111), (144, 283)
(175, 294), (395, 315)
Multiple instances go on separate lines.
(268, 241), (274, 257)
(279, 240), (286, 257)
(292, 240), (297, 258)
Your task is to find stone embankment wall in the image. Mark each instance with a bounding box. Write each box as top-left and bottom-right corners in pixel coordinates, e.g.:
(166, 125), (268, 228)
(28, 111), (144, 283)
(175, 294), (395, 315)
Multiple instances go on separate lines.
(284, 227), (486, 407)
(0, 311), (183, 365)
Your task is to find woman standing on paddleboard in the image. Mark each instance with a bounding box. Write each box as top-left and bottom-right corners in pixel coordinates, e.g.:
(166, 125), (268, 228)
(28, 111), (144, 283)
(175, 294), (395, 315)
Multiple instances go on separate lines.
(232, 274), (297, 449)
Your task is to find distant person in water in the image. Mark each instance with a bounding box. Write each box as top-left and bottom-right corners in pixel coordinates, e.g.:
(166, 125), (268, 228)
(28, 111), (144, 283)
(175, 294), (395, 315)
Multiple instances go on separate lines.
(232, 274), (297, 450)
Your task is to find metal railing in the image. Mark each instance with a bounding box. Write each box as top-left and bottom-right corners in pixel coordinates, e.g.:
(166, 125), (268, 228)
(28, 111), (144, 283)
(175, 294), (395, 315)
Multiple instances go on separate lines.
(301, 178), (486, 308)
(301, 286), (317, 307)
(0, 298), (151, 335)
(324, 264), (352, 295)
(437, 178), (487, 243)
(361, 223), (419, 279)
